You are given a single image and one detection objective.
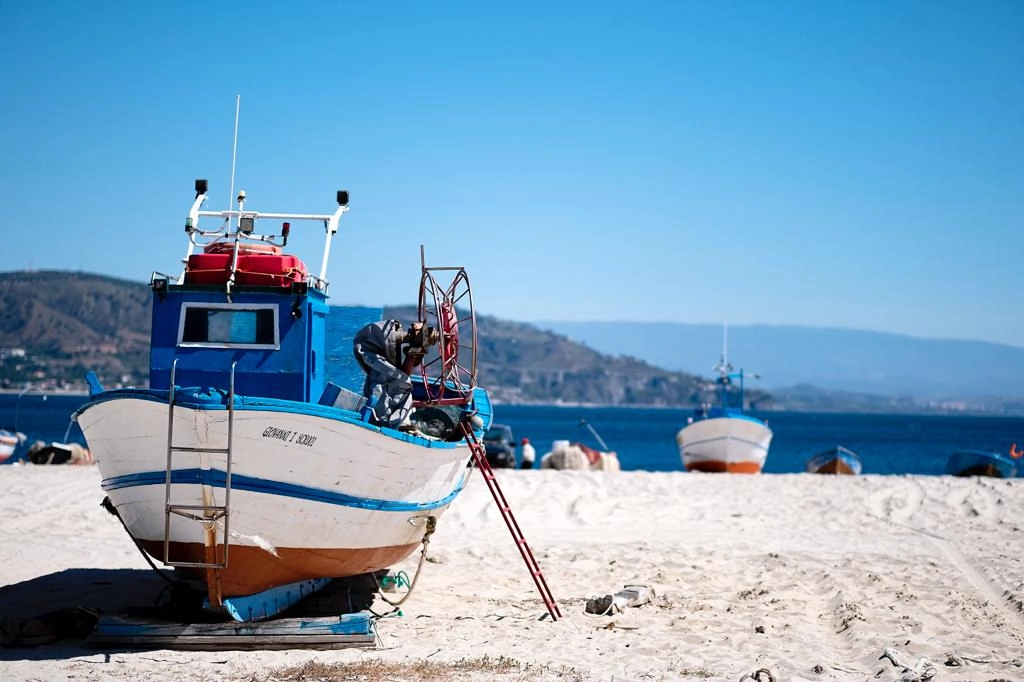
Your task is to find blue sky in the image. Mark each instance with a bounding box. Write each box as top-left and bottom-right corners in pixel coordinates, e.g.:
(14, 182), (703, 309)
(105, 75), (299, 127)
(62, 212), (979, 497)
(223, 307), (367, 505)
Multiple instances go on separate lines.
(3, 1), (1022, 347)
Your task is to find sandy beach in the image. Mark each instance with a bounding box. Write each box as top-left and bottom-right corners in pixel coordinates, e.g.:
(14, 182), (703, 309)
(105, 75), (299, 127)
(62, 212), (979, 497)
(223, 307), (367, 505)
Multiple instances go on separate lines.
(1, 465), (1021, 681)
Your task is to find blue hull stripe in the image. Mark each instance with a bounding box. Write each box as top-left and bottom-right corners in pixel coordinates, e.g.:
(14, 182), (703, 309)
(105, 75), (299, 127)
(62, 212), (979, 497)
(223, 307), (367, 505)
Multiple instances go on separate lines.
(102, 468), (466, 513)
(684, 436), (767, 450)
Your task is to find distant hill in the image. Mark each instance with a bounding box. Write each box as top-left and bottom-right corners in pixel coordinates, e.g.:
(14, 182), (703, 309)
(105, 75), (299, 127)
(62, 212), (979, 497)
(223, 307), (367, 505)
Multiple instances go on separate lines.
(3, 271), (1021, 414)
(0, 271), (151, 389)
(381, 305), (744, 408)
(535, 321), (1024, 406)
(0, 270), (723, 408)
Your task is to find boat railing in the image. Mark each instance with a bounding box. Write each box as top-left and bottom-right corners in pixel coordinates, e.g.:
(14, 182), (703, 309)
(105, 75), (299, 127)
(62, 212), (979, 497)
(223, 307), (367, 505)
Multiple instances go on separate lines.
(178, 179), (349, 292)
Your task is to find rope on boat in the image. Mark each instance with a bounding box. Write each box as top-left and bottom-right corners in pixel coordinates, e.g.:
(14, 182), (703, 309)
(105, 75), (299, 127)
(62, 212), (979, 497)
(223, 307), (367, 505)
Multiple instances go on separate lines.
(101, 496), (178, 590)
(373, 515), (438, 614)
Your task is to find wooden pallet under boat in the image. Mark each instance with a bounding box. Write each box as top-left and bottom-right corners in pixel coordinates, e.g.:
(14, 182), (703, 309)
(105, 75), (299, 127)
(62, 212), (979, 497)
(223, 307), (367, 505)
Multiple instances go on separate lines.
(86, 612), (376, 650)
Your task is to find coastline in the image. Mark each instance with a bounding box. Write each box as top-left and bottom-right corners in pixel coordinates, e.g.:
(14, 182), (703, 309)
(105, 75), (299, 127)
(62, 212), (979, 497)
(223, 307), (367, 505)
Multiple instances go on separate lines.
(1, 388), (1021, 416)
(0, 388), (89, 397)
(1, 467), (1021, 681)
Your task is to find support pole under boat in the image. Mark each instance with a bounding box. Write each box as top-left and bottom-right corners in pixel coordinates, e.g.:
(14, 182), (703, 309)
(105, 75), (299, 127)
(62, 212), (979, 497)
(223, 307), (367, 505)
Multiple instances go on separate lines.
(460, 419), (561, 621)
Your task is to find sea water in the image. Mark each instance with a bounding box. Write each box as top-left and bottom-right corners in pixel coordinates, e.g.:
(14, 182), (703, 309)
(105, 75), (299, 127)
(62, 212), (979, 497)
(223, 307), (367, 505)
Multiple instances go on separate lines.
(486, 404), (1024, 476)
(0, 394), (88, 460)
(2, 394), (1021, 475)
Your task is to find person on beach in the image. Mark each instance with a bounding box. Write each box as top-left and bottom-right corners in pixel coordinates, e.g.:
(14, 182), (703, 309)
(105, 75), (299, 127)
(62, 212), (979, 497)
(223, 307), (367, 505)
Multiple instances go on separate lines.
(520, 437), (536, 469)
(353, 319), (438, 431)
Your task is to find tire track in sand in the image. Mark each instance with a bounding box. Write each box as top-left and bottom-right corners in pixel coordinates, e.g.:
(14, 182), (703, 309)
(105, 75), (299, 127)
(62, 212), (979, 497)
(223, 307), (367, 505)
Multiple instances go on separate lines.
(866, 478), (1024, 641)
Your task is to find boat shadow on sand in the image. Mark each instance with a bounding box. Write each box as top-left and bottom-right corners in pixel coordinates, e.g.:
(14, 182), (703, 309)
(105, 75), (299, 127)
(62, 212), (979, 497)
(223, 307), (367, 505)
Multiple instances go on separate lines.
(0, 567), (377, 656)
(0, 568), (164, 657)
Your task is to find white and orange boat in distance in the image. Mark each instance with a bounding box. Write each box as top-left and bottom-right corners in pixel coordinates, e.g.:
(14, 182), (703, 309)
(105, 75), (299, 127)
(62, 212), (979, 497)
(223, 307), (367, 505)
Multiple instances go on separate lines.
(676, 410), (772, 473)
(676, 328), (772, 474)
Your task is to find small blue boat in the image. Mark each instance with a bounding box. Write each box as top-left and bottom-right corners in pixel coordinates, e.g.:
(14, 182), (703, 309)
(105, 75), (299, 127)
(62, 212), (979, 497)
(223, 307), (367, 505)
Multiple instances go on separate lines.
(944, 450), (1019, 478)
(805, 445), (862, 475)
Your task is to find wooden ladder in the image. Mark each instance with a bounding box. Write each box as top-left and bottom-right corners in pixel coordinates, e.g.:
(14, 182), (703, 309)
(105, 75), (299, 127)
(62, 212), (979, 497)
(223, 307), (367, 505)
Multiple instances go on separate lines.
(461, 421), (562, 621)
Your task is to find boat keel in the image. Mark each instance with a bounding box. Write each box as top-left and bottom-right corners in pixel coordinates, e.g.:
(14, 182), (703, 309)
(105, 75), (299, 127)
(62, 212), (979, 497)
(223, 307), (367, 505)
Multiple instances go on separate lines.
(207, 577), (334, 622)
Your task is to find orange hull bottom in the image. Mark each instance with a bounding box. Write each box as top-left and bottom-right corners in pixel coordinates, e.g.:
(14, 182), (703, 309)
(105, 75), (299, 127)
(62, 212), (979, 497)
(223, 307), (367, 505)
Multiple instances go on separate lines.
(810, 459), (856, 475)
(685, 460), (763, 474)
(140, 540), (420, 598)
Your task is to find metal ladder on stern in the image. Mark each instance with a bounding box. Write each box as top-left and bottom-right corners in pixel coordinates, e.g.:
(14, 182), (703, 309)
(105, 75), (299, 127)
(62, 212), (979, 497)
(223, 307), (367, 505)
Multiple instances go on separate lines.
(460, 420), (562, 621)
(163, 360), (235, 605)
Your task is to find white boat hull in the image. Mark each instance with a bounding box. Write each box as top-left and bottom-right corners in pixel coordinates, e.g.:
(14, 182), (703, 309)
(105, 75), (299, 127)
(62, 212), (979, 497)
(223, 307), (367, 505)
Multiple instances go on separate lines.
(676, 415), (772, 474)
(76, 394), (472, 598)
(0, 430), (20, 463)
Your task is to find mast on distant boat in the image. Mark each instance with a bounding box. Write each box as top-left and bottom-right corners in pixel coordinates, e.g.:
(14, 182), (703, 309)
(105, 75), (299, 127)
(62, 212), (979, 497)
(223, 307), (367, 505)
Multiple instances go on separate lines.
(713, 322), (759, 412)
(713, 323), (734, 409)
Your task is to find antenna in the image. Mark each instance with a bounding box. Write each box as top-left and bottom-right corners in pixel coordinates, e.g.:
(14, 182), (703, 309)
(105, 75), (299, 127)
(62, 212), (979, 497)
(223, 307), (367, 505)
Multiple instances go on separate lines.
(714, 322), (732, 377)
(227, 94), (241, 213)
(722, 322), (728, 366)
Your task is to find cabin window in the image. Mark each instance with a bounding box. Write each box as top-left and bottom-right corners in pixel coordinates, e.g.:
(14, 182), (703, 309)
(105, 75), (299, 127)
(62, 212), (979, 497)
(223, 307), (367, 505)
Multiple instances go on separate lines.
(178, 303), (279, 348)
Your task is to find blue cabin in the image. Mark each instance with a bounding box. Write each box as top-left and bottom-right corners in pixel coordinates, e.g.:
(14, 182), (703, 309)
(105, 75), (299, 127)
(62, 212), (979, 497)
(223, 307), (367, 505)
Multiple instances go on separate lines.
(148, 280), (329, 403)
(141, 178), (354, 403)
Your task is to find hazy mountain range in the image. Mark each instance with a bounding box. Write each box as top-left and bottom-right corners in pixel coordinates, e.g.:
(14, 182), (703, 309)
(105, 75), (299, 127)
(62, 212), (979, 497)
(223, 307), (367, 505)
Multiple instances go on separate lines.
(0, 272), (717, 409)
(535, 321), (1024, 402)
(2, 270), (1022, 412)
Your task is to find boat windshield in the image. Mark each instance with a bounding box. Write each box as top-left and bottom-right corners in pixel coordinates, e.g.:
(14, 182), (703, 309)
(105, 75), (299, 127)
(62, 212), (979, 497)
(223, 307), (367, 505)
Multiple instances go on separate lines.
(178, 303), (280, 349)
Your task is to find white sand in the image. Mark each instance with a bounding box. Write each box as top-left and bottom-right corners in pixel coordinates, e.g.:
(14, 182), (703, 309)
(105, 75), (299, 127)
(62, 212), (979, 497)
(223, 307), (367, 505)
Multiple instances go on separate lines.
(1, 465), (1022, 681)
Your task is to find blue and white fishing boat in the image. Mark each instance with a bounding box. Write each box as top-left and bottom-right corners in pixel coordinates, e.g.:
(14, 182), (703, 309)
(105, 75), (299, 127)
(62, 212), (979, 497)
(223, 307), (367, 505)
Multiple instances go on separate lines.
(676, 327), (772, 474)
(944, 449), (1019, 478)
(73, 178), (491, 620)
